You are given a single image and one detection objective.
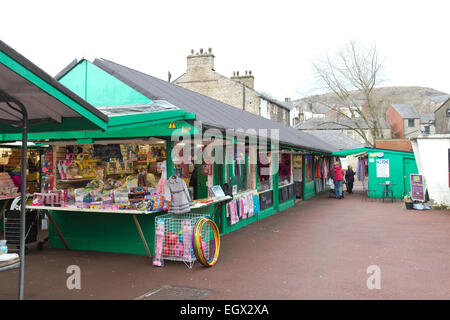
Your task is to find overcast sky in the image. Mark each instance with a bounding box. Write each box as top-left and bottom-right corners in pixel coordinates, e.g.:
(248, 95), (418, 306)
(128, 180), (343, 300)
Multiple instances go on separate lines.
(1, 0), (449, 101)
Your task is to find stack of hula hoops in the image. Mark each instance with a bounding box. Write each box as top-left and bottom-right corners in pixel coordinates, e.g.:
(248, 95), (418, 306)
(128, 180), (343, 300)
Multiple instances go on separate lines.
(192, 216), (220, 267)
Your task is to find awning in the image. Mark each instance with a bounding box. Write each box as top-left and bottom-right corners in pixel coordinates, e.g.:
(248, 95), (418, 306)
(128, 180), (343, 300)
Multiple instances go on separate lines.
(331, 148), (369, 157)
(0, 40), (109, 300)
(0, 40), (108, 133)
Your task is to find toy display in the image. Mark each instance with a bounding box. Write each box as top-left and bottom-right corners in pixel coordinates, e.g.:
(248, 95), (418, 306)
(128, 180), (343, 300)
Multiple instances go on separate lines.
(30, 142), (175, 212)
(153, 218), (165, 267)
(0, 172), (19, 198)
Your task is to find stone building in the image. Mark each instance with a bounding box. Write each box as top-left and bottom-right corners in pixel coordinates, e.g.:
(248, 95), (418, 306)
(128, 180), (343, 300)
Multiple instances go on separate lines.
(434, 97), (450, 134)
(173, 48), (291, 126)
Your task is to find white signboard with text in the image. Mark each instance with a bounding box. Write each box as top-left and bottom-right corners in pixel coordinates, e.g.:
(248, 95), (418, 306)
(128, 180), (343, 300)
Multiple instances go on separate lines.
(376, 159), (389, 178)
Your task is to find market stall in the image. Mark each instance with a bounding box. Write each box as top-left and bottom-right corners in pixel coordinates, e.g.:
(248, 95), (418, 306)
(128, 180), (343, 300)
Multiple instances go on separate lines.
(0, 39), (109, 299)
(332, 147), (418, 199)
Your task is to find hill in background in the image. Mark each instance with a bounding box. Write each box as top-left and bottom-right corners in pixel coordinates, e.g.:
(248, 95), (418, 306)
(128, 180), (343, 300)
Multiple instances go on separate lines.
(294, 86), (448, 115)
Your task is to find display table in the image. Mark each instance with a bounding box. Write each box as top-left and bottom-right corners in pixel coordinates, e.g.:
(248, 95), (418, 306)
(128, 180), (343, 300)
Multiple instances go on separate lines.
(25, 196), (231, 258)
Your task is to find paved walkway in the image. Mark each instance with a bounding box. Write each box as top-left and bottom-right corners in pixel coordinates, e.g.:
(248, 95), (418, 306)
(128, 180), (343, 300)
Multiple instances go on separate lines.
(1, 189), (449, 300)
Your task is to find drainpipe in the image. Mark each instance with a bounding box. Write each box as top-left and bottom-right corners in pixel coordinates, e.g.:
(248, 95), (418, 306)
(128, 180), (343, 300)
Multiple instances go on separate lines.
(242, 84), (245, 111)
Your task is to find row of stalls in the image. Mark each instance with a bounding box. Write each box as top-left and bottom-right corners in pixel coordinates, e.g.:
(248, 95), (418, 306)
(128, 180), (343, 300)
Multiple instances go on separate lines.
(0, 38), (337, 286)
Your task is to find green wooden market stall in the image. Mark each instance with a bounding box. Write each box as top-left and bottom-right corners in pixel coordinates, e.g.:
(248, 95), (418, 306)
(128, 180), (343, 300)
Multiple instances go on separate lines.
(332, 147), (418, 199)
(0, 40), (109, 299)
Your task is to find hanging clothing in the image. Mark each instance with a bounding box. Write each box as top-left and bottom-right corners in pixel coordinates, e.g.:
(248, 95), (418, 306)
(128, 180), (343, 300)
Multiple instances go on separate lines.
(164, 176), (191, 214)
(314, 159), (322, 178)
(322, 159), (329, 178)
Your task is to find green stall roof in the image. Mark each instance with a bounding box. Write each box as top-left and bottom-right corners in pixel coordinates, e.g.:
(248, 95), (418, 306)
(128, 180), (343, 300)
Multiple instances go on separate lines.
(0, 40), (108, 134)
(332, 147), (416, 158)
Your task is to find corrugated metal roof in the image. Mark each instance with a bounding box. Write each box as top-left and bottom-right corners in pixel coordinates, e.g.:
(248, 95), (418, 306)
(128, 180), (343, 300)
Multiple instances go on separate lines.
(86, 58), (335, 152)
(391, 104), (420, 119)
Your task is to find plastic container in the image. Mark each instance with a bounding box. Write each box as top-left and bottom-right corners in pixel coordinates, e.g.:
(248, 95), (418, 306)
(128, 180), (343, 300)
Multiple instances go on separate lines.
(0, 240), (7, 255)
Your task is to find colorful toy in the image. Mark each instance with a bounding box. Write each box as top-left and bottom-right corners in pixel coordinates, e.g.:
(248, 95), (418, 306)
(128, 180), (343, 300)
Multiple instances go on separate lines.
(153, 218), (165, 267)
(182, 219), (193, 259)
(165, 232), (178, 246)
(192, 217), (220, 267)
(162, 244), (172, 256)
(172, 243), (183, 257)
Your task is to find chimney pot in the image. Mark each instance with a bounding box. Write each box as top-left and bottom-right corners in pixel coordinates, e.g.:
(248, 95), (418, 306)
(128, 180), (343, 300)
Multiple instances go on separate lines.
(200, 48), (204, 54)
(208, 47), (212, 53)
(236, 71), (239, 76)
(249, 70), (252, 75)
(191, 49), (194, 55)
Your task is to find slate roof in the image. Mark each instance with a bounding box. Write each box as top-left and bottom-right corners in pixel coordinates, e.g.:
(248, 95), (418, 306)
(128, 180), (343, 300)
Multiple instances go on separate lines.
(391, 104), (420, 119)
(419, 113), (435, 124)
(307, 131), (366, 151)
(295, 117), (390, 130)
(56, 58), (335, 153)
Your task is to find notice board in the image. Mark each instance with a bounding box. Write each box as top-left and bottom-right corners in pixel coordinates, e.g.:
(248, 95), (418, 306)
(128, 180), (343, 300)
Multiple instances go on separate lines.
(376, 159), (389, 178)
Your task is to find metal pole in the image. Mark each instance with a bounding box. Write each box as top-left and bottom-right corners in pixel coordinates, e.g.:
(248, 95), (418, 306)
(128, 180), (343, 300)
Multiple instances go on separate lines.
(18, 112), (28, 300)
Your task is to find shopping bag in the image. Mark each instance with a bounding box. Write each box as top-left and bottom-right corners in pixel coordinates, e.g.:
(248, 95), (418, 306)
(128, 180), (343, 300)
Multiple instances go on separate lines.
(326, 178), (334, 187)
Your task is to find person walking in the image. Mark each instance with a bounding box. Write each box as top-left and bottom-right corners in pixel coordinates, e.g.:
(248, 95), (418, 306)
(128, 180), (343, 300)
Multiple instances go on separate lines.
(331, 161), (344, 199)
(345, 165), (356, 194)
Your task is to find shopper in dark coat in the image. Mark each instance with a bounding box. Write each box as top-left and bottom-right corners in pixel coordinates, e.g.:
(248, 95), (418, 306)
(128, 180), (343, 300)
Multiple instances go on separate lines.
(345, 166), (356, 194)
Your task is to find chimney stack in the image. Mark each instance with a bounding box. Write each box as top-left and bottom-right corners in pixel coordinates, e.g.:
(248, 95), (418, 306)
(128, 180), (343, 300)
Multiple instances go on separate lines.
(231, 69), (255, 89)
(186, 48), (215, 73)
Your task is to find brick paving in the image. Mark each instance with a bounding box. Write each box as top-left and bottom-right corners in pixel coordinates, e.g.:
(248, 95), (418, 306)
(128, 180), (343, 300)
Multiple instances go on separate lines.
(1, 188), (449, 300)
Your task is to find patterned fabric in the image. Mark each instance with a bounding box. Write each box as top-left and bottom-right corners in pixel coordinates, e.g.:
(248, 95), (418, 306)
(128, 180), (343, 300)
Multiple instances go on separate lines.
(164, 176), (191, 214)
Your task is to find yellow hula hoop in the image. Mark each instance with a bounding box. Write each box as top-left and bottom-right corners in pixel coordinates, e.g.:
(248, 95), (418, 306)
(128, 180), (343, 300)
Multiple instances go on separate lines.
(192, 217), (220, 267)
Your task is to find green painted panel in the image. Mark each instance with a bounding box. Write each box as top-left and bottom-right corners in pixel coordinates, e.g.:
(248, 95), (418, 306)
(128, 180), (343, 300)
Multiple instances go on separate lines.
(0, 119), (196, 142)
(367, 151), (417, 199)
(221, 211), (258, 235)
(278, 198), (295, 212)
(48, 211), (166, 255)
(59, 60), (152, 107)
(304, 181), (316, 200)
(256, 206), (277, 221)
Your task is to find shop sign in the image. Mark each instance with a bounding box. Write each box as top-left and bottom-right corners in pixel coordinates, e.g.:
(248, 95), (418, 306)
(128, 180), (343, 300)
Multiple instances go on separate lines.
(377, 152), (384, 158)
(202, 163), (213, 175)
(293, 155), (302, 169)
(410, 174), (425, 202)
(369, 152), (377, 157)
(376, 159), (389, 178)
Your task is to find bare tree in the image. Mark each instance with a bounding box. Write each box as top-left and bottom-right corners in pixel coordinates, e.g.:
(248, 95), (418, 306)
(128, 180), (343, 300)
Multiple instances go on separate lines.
(311, 40), (386, 147)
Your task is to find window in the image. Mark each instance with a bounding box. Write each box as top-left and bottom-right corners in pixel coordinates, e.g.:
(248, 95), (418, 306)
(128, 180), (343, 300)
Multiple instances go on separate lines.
(408, 119), (415, 127)
(424, 125), (430, 134)
(257, 150), (272, 192)
(447, 109), (450, 117)
(278, 152), (292, 187)
(225, 142), (253, 193)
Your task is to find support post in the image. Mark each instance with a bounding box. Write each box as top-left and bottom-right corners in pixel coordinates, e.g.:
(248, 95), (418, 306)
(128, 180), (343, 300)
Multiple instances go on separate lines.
(19, 111), (28, 300)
